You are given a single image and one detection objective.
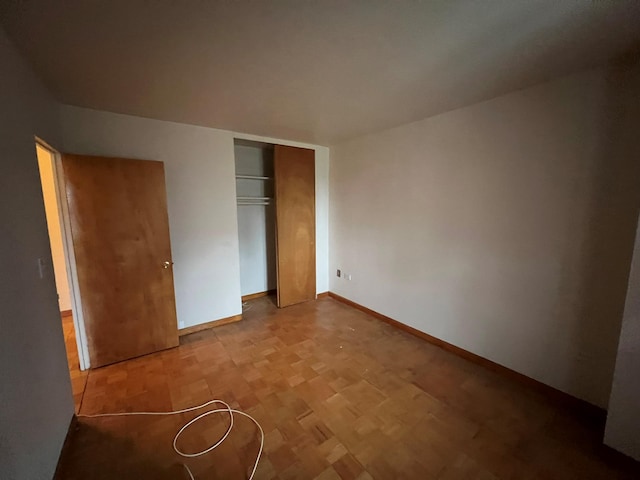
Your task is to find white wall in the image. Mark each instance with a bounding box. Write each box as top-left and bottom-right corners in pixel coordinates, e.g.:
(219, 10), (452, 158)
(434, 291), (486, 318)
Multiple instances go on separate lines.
(604, 63), (640, 460)
(60, 106), (330, 330)
(36, 144), (72, 312)
(330, 67), (640, 408)
(235, 144), (277, 296)
(0, 28), (75, 480)
(60, 107), (241, 329)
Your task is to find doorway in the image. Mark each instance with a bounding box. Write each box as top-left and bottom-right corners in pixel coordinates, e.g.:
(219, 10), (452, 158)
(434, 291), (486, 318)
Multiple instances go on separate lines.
(37, 148), (179, 371)
(35, 140), (87, 411)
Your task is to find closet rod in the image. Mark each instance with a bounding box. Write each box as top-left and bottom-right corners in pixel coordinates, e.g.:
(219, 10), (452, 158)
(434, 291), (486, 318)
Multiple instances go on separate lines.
(235, 175), (272, 180)
(237, 196), (272, 201)
(237, 202), (271, 206)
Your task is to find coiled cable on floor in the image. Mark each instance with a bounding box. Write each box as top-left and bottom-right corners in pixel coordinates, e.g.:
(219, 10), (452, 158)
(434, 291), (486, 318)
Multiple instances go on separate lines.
(78, 399), (264, 480)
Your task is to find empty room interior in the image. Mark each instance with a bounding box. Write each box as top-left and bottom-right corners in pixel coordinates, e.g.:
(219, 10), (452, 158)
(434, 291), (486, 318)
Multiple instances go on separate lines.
(2, 1), (640, 479)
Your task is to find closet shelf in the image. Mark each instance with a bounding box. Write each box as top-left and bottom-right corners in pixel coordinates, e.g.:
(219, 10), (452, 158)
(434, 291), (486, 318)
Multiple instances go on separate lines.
(235, 174), (272, 180)
(237, 195), (272, 206)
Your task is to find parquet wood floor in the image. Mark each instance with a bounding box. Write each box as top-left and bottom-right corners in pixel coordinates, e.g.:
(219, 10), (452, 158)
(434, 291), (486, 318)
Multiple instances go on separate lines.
(62, 314), (88, 412)
(56, 296), (639, 479)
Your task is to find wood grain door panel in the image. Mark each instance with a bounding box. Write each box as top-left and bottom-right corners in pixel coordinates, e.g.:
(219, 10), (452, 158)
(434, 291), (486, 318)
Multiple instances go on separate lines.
(274, 145), (316, 307)
(61, 154), (178, 367)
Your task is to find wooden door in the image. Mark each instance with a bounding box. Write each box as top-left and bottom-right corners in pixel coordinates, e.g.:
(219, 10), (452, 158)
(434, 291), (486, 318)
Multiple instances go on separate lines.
(61, 154), (179, 367)
(274, 145), (316, 307)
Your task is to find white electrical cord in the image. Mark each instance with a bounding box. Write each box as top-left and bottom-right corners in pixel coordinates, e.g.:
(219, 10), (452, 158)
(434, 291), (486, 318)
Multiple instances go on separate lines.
(78, 399), (264, 480)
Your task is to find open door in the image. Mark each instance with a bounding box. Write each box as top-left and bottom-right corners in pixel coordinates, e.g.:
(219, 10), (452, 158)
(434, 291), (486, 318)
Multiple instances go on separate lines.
(274, 145), (316, 307)
(61, 154), (179, 368)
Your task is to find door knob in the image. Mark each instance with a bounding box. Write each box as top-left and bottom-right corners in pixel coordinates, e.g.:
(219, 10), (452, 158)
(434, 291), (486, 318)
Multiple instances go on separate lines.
(163, 261), (173, 269)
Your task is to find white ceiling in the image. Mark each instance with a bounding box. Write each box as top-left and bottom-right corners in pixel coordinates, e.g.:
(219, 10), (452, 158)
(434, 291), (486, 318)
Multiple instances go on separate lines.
(2, 0), (639, 145)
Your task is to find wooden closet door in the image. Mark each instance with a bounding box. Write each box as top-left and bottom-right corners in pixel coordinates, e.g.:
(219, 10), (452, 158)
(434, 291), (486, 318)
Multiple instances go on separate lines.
(61, 154), (179, 367)
(274, 145), (316, 307)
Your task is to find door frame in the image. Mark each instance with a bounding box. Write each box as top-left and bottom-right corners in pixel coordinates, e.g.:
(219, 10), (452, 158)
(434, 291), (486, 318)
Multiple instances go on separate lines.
(36, 137), (90, 370)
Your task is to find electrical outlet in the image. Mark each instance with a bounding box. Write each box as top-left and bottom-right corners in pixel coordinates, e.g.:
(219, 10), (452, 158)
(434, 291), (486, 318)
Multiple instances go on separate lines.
(347, 274), (352, 281)
(337, 269), (341, 277)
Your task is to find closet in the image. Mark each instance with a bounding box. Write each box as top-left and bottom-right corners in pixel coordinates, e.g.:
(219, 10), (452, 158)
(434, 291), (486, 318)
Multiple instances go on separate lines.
(234, 140), (316, 307)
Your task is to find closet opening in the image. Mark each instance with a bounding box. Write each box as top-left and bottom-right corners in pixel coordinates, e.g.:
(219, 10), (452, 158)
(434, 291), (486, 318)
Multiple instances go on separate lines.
(234, 139), (277, 306)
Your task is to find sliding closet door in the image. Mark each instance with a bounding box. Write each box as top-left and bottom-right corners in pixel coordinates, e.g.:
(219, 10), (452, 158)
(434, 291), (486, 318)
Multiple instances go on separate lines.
(274, 145), (316, 307)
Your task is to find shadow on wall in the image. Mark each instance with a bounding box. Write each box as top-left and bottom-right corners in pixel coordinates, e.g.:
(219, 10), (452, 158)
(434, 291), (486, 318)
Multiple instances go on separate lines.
(563, 61), (640, 406)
